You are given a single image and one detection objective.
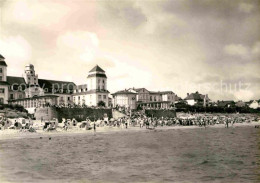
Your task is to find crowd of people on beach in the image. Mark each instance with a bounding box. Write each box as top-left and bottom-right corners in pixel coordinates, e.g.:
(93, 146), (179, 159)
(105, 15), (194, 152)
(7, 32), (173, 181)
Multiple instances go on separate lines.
(106, 114), (260, 129)
(0, 112), (259, 132)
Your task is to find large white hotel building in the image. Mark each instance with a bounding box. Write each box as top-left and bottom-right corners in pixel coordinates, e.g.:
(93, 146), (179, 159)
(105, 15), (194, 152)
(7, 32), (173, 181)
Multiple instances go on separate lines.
(0, 54), (109, 113)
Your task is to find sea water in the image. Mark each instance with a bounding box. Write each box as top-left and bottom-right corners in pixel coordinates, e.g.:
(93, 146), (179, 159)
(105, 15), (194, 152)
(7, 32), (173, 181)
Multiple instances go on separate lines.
(0, 126), (260, 182)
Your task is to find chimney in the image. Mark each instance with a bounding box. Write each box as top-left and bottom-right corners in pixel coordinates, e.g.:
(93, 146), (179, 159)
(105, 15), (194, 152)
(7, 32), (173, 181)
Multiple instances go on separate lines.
(187, 93), (189, 96)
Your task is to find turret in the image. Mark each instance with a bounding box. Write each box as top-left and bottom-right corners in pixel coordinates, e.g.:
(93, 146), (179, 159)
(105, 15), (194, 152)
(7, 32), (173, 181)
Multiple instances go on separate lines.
(0, 54), (9, 104)
(23, 64), (38, 85)
(0, 54), (7, 82)
(87, 65), (107, 91)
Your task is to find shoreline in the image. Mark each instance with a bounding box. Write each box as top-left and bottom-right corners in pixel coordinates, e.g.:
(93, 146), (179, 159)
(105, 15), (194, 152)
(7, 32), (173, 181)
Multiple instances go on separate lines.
(0, 121), (259, 141)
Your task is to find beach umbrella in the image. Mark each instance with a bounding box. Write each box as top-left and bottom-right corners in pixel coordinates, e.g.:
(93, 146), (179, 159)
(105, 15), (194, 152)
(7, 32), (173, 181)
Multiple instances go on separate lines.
(14, 122), (22, 129)
(79, 121), (87, 128)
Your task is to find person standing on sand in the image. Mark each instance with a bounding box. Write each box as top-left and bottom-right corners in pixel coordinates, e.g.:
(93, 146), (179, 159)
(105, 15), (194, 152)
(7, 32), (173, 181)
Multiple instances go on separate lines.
(204, 119), (206, 128)
(225, 119), (229, 128)
(93, 121), (96, 132)
(125, 117), (128, 129)
(146, 119), (149, 129)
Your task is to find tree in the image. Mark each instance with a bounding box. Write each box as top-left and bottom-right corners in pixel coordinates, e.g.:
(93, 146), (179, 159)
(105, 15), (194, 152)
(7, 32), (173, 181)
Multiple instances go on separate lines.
(97, 101), (106, 107)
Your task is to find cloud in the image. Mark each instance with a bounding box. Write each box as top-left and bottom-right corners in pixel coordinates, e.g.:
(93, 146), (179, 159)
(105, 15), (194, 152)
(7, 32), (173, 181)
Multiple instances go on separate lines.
(252, 41), (260, 55)
(3, 0), (70, 28)
(234, 90), (254, 101)
(0, 35), (32, 75)
(224, 44), (249, 57)
(98, 1), (147, 29)
(239, 2), (254, 13)
(56, 31), (99, 62)
(106, 56), (153, 92)
(1, 0), (260, 101)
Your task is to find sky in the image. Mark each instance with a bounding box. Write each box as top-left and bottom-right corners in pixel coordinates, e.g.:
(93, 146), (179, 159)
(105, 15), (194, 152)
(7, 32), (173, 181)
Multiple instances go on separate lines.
(0, 0), (260, 101)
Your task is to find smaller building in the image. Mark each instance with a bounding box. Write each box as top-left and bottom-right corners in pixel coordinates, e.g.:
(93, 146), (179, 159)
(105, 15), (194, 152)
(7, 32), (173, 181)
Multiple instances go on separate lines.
(217, 100), (235, 108)
(184, 91), (210, 106)
(249, 100), (260, 109)
(112, 89), (137, 110)
(113, 87), (176, 110)
(0, 54), (9, 104)
(235, 100), (247, 107)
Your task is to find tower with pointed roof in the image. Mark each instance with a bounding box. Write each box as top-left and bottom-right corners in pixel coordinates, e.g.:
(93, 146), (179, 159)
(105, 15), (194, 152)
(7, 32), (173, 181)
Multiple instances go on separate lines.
(87, 65), (107, 91)
(0, 54), (9, 104)
(73, 65), (109, 107)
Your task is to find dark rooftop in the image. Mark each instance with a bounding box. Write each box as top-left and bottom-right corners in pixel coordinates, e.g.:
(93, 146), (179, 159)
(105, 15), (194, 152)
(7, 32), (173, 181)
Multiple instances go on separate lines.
(185, 92), (206, 100)
(38, 79), (76, 94)
(112, 90), (137, 95)
(89, 65), (105, 73)
(0, 61), (7, 67)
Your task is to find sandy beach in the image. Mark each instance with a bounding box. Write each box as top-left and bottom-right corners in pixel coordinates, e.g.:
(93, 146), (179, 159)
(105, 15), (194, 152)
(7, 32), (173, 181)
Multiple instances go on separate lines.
(1, 121), (259, 141)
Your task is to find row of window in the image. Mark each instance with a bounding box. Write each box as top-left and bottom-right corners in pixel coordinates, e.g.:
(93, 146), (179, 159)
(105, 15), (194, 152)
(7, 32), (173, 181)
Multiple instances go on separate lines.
(14, 100), (38, 108)
(9, 93), (23, 99)
(98, 95), (106, 100)
(58, 96), (71, 103)
(98, 79), (105, 84)
(97, 85), (105, 90)
(75, 88), (87, 93)
(73, 95), (107, 101)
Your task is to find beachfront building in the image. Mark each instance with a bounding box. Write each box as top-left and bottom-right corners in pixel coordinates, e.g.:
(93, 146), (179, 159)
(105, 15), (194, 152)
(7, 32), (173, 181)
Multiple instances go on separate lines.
(184, 91), (210, 106)
(0, 54), (110, 113)
(72, 65), (109, 107)
(217, 100), (235, 108)
(112, 88), (176, 109)
(249, 100), (260, 109)
(112, 89), (137, 110)
(235, 101), (247, 107)
(0, 55), (9, 104)
(4, 60), (75, 113)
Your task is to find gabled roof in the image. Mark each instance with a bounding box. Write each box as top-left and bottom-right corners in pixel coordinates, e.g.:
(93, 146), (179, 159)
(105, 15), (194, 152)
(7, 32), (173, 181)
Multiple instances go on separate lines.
(73, 89), (109, 95)
(175, 95), (182, 101)
(235, 101), (246, 107)
(132, 88), (150, 93)
(38, 79), (76, 94)
(0, 54), (4, 59)
(112, 89), (137, 95)
(7, 76), (26, 90)
(76, 84), (87, 90)
(185, 92), (203, 100)
(0, 61), (7, 66)
(184, 91), (210, 101)
(7, 76), (26, 85)
(6, 76), (76, 93)
(89, 65), (105, 73)
(149, 91), (174, 95)
(217, 101), (235, 107)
